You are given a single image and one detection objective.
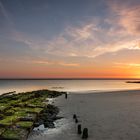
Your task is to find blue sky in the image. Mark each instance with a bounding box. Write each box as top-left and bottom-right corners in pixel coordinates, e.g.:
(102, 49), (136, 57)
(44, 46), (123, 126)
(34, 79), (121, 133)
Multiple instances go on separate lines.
(0, 0), (140, 78)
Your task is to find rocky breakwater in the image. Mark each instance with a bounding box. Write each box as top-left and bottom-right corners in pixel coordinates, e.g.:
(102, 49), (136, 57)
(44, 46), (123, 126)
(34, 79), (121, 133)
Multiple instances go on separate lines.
(0, 89), (65, 140)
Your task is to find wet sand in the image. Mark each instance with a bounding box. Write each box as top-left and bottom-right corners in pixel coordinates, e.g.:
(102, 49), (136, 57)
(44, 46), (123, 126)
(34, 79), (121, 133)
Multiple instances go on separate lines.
(28, 90), (140, 140)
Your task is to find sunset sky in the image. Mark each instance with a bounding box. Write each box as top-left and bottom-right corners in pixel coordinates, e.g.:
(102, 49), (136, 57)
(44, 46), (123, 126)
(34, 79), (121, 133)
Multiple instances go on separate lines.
(0, 0), (140, 78)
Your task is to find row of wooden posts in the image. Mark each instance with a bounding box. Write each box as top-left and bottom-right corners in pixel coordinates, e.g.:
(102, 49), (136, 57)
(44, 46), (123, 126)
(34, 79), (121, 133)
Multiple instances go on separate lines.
(73, 114), (88, 139)
(65, 93), (88, 139)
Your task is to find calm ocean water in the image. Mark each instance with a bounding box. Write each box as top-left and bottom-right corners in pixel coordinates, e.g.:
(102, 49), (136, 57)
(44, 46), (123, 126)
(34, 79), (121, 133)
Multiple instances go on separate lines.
(0, 80), (140, 95)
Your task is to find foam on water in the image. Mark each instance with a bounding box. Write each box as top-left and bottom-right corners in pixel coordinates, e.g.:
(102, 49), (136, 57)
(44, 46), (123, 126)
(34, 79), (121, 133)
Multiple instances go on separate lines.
(28, 118), (72, 140)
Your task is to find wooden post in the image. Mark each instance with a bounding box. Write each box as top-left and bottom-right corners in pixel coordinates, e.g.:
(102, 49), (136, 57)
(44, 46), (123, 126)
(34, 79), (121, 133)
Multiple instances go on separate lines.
(73, 114), (77, 119)
(77, 124), (82, 134)
(82, 128), (88, 139)
(75, 118), (78, 123)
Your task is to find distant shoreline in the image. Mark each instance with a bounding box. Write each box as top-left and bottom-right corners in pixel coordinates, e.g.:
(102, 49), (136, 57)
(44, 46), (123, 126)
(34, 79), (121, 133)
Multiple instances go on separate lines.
(126, 81), (140, 83)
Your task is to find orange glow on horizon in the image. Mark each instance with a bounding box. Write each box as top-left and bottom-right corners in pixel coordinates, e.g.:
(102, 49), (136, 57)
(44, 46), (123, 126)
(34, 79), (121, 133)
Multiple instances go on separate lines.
(0, 64), (140, 79)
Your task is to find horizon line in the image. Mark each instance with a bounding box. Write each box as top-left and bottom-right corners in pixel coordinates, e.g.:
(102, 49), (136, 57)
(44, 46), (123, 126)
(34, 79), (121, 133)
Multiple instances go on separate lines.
(0, 78), (140, 80)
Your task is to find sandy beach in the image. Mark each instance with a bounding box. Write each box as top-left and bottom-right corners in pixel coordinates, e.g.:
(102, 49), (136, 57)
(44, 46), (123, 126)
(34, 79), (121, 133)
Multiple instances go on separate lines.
(28, 90), (140, 140)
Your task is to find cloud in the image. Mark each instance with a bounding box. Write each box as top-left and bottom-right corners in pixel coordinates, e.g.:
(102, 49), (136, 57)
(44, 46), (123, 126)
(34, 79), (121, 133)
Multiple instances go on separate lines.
(108, 0), (140, 35)
(43, 21), (140, 58)
(31, 60), (79, 67)
(58, 62), (79, 67)
(31, 60), (52, 65)
(0, 1), (14, 27)
(2, 0), (140, 61)
(28, 60), (80, 67)
(66, 23), (99, 41)
(7, 19), (140, 60)
(114, 62), (140, 68)
(0, 56), (80, 68)
(38, 22), (105, 58)
(92, 39), (140, 57)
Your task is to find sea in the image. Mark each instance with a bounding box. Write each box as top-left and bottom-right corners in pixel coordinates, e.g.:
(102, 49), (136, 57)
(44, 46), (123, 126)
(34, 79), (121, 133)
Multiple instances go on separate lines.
(0, 79), (140, 95)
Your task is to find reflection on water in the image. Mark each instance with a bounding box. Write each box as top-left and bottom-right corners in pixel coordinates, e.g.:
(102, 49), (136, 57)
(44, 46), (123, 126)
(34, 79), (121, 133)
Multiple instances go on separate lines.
(0, 80), (140, 94)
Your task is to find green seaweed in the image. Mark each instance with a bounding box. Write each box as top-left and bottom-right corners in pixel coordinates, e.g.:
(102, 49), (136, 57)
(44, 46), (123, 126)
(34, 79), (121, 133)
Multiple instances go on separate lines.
(16, 121), (33, 129)
(2, 128), (28, 140)
(0, 89), (63, 140)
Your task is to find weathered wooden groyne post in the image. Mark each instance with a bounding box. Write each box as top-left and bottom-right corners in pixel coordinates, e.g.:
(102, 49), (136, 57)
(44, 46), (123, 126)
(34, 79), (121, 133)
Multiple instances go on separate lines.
(82, 128), (88, 139)
(75, 118), (78, 123)
(73, 114), (77, 119)
(77, 124), (82, 134)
